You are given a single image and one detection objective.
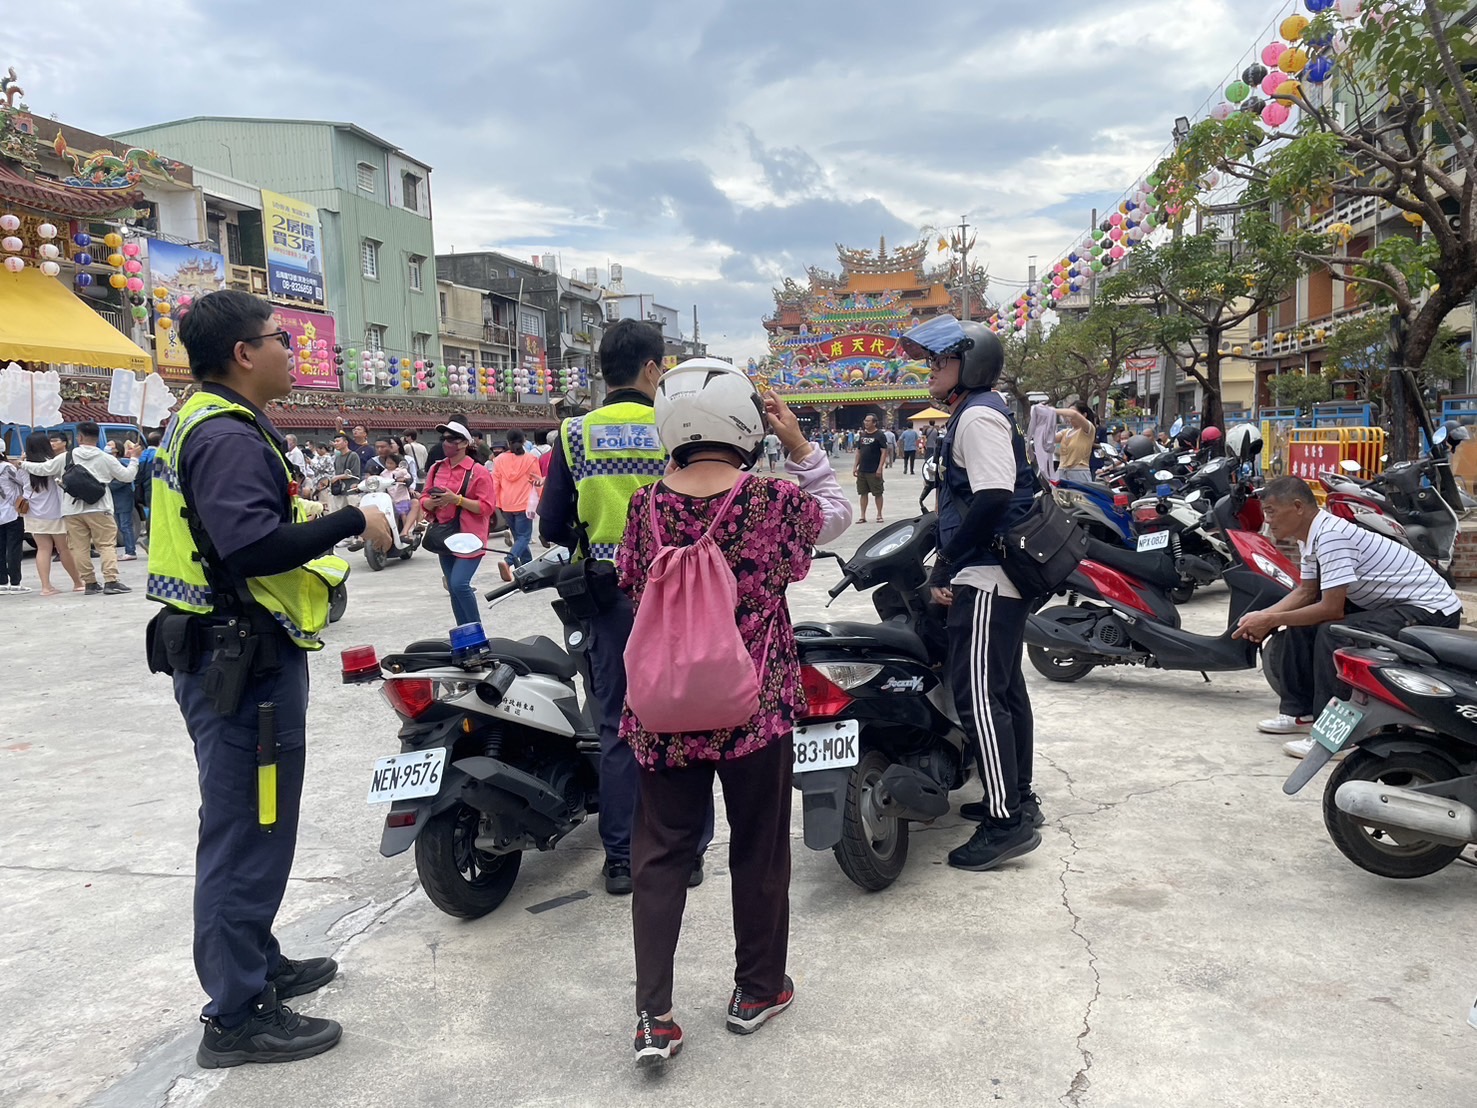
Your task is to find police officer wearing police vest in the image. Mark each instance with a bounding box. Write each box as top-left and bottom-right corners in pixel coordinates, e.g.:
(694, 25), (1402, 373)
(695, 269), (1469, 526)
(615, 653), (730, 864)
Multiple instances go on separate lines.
(151, 291), (392, 1067)
(538, 319), (713, 894)
(904, 315), (1046, 872)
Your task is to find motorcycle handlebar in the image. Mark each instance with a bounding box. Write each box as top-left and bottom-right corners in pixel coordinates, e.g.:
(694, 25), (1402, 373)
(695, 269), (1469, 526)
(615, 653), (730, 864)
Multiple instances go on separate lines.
(483, 582), (518, 602)
(828, 573), (855, 599)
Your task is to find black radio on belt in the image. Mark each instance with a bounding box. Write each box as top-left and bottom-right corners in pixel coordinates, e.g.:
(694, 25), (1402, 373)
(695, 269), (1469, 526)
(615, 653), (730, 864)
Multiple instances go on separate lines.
(554, 559), (622, 619)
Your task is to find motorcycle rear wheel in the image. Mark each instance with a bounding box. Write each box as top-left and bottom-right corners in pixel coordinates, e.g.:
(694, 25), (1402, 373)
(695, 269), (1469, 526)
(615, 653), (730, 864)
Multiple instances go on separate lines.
(1260, 632), (1285, 700)
(1321, 749), (1465, 879)
(415, 803), (523, 917)
(834, 750), (909, 892)
(327, 584), (348, 624)
(1027, 643), (1097, 682)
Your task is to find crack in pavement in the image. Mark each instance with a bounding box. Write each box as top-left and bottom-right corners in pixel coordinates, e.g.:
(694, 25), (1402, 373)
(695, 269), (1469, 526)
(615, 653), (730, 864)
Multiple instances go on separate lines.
(0, 863), (349, 884)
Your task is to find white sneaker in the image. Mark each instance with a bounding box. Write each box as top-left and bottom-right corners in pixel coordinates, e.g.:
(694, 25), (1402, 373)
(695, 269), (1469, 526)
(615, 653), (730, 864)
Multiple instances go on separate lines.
(1258, 713), (1314, 735)
(1282, 736), (1351, 760)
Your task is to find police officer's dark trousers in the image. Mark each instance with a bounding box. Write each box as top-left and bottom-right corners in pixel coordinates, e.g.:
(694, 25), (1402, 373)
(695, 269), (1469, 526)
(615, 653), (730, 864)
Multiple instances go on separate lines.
(586, 591), (712, 865)
(946, 583), (1033, 823)
(176, 644), (308, 1024)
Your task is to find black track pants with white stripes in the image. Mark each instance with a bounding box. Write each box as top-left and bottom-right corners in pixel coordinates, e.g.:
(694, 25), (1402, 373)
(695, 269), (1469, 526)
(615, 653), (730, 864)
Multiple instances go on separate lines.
(946, 583), (1033, 824)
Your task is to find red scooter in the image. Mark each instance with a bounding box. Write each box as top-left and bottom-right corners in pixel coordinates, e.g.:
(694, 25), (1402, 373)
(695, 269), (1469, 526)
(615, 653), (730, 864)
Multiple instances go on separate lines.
(1024, 484), (1300, 686)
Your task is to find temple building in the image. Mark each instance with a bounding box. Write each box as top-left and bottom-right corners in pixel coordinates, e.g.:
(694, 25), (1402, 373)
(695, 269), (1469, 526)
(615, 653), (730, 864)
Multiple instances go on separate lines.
(753, 237), (987, 432)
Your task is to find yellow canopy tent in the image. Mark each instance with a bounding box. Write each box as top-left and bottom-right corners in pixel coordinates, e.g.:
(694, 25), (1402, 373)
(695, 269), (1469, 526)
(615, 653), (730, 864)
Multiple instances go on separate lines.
(0, 267), (152, 372)
(908, 406), (951, 425)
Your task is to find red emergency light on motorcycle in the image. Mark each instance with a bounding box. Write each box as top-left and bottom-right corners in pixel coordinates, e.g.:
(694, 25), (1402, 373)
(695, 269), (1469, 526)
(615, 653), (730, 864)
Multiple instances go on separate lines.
(340, 645), (381, 684)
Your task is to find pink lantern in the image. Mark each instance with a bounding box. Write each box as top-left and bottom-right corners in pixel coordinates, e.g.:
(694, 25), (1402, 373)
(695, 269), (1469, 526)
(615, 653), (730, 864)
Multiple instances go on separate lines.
(1261, 72), (1286, 96)
(121, 243), (141, 258)
(123, 259), (143, 274)
(414, 360), (426, 370)
(1109, 227), (1124, 241)
(1262, 42), (1286, 68)
(1109, 245), (1126, 260)
(126, 277), (144, 292)
(1262, 101), (1292, 127)
(1109, 212), (1123, 226)
(4, 256), (24, 273)
(1211, 102), (1235, 121)
(179, 295), (193, 307)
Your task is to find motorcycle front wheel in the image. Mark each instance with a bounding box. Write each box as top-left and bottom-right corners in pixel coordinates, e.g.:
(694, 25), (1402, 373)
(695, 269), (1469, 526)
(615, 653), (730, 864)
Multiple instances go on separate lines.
(834, 750), (909, 892)
(415, 803), (523, 917)
(364, 543), (387, 572)
(1322, 749), (1465, 879)
(327, 584), (348, 624)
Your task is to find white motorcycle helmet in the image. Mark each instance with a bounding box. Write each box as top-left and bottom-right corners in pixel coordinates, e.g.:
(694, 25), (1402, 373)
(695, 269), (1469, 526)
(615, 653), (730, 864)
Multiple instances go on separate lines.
(1225, 422), (1263, 462)
(654, 358), (768, 467)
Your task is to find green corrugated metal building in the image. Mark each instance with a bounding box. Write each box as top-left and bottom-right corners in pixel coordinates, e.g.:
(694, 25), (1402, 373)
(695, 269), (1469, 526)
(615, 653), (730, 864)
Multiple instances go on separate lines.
(112, 117), (438, 377)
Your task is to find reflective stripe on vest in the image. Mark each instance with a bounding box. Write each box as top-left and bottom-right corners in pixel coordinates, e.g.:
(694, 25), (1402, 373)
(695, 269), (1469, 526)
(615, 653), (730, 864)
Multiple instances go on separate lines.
(561, 402), (666, 562)
(145, 391), (348, 650)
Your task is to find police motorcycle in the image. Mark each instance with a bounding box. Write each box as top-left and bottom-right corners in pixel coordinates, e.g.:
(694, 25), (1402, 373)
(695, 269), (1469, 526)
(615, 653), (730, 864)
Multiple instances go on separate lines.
(355, 475), (421, 571)
(791, 466), (968, 891)
(1024, 468), (1299, 687)
(1128, 456), (1240, 603)
(342, 548), (598, 919)
(1282, 623), (1477, 879)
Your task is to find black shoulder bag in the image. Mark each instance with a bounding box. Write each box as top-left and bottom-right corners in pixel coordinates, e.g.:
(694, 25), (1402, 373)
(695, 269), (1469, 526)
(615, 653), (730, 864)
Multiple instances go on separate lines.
(421, 463), (473, 555)
(997, 475), (1089, 598)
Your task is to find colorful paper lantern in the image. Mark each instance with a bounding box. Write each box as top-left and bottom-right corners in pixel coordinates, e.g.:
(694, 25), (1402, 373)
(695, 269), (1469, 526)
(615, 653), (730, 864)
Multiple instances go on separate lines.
(1225, 80), (1250, 103)
(1281, 14), (1310, 40)
(1279, 47), (1308, 73)
(4, 256), (24, 273)
(126, 277), (144, 292)
(157, 316), (172, 330)
(107, 253), (124, 268)
(1261, 42), (1286, 68)
(0, 236), (20, 253)
(1261, 71), (1286, 96)
(123, 259), (143, 275)
(121, 242), (141, 258)
(1262, 101), (1291, 127)
(74, 252), (92, 267)
(0, 214), (18, 233)
(1304, 57), (1334, 83)
(39, 260), (60, 277)
(73, 232), (91, 248)
(36, 223), (57, 240)
(103, 232), (122, 249)
(1306, 0), (1334, 9)
(76, 272), (93, 287)
(1275, 80), (1302, 100)
(1336, 0), (1361, 15)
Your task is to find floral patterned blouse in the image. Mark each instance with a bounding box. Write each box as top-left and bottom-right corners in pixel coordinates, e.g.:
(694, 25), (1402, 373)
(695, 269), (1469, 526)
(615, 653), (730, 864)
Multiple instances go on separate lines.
(616, 476), (824, 769)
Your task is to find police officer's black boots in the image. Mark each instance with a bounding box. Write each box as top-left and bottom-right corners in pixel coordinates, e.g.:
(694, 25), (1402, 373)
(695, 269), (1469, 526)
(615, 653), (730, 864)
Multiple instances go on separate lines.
(196, 982), (342, 1068)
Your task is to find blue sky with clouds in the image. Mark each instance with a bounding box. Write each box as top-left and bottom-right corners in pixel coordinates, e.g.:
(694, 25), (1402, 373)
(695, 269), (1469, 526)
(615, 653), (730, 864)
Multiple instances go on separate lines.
(16, 0), (1305, 361)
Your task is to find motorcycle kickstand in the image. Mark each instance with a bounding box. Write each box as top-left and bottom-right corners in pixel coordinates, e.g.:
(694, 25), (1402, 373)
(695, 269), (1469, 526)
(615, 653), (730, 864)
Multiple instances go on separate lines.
(1200, 671), (1210, 683)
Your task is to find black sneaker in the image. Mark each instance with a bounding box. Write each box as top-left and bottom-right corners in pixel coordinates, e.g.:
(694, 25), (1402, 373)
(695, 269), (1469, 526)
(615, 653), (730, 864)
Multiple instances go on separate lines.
(689, 857), (704, 888)
(269, 955), (339, 1000)
(84, 583), (102, 595)
(196, 983), (342, 1068)
(948, 819), (1041, 871)
(726, 975), (794, 1035)
(603, 861), (633, 895)
(102, 580), (131, 594)
(634, 1011), (683, 1067)
(960, 792), (1046, 828)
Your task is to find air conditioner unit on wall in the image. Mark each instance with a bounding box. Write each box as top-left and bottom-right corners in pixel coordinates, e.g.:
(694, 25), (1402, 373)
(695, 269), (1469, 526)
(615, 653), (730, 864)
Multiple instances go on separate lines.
(227, 265), (268, 295)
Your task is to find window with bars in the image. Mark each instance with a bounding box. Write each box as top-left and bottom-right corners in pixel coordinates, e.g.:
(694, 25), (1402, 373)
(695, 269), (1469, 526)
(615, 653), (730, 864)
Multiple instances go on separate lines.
(357, 162), (376, 193)
(364, 326), (385, 352)
(520, 310), (543, 337)
(408, 256), (423, 292)
(412, 334), (429, 362)
(362, 239), (379, 279)
(225, 221), (243, 266)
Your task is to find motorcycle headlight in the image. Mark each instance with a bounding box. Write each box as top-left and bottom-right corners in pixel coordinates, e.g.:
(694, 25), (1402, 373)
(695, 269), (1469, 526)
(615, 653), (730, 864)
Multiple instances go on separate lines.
(1381, 669), (1454, 697)
(812, 663), (883, 690)
(866, 524), (917, 559)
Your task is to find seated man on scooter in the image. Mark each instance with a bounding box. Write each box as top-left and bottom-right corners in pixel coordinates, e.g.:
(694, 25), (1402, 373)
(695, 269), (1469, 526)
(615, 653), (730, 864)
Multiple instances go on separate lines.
(1232, 476), (1463, 758)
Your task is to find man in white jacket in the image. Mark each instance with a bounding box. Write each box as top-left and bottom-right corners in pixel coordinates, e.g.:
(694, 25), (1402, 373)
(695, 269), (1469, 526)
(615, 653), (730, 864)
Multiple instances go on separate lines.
(20, 421), (141, 594)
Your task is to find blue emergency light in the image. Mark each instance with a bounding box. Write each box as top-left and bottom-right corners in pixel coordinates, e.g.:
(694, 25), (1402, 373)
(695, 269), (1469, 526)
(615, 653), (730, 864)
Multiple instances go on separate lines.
(449, 622), (492, 668)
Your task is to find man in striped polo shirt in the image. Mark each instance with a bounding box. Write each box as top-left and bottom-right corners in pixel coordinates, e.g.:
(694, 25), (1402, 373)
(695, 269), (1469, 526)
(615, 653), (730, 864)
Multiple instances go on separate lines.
(1233, 476), (1463, 757)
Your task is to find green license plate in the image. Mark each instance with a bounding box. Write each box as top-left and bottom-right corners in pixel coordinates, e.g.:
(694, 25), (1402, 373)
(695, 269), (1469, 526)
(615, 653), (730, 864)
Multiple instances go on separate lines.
(1311, 700), (1364, 753)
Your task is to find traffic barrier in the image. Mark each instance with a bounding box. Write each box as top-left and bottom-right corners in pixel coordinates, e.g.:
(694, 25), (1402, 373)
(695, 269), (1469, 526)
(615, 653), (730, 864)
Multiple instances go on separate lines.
(1281, 426), (1387, 499)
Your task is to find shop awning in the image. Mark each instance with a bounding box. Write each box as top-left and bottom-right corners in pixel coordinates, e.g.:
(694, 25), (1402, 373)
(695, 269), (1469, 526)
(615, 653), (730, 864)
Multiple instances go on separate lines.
(908, 406), (952, 422)
(0, 268), (153, 371)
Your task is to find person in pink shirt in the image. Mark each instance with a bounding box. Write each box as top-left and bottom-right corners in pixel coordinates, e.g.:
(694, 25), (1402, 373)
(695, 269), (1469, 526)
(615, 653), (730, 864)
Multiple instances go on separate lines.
(492, 430), (543, 579)
(420, 421), (497, 627)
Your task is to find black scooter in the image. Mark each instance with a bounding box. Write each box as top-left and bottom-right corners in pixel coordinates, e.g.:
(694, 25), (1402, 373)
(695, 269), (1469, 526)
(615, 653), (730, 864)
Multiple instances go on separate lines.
(793, 487), (968, 892)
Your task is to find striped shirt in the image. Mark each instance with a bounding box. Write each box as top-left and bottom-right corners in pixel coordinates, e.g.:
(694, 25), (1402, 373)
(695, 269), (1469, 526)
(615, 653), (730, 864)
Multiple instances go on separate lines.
(1298, 509), (1461, 616)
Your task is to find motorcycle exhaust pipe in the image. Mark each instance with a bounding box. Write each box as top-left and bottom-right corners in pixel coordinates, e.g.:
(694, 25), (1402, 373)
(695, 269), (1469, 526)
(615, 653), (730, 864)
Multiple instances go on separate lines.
(870, 765), (951, 823)
(1333, 781), (1477, 845)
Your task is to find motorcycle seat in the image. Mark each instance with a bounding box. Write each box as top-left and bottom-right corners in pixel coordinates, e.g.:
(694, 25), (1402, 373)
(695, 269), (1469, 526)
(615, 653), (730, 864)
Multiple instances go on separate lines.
(488, 636), (578, 681)
(796, 620), (931, 663)
(1082, 537), (1181, 590)
(1397, 626), (1477, 673)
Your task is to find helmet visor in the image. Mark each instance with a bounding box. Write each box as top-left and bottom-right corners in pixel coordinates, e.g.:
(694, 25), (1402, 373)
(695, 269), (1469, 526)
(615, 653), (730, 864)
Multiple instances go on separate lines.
(899, 315), (971, 362)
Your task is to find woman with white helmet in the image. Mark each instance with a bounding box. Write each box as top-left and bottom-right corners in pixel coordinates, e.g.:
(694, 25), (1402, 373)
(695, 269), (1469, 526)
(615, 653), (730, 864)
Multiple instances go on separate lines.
(618, 358), (850, 1067)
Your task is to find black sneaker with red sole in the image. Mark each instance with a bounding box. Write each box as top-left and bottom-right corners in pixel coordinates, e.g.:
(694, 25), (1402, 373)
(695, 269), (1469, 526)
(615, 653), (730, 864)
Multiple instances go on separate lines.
(726, 975), (794, 1035)
(634, 1011), (683, 1067)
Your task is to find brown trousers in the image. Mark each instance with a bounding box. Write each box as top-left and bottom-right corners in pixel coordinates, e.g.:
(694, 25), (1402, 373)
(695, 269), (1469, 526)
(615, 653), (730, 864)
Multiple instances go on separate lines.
(631, 735), (793, 1016)
(65, 512), (119, 585)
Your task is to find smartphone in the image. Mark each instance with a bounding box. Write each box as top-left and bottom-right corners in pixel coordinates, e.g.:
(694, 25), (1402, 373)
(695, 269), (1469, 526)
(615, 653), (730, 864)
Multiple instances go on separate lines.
(428, 486), (446, 495)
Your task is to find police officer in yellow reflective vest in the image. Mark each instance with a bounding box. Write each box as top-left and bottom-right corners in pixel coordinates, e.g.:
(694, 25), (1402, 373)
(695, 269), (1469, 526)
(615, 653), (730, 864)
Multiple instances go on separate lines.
(149, 291), (393, 1068)
(538, 319), (712, 894)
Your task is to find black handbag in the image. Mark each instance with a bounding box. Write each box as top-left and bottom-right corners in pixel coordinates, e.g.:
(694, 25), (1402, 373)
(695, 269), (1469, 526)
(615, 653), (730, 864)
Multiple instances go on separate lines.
(997, 485), (1089, 598)
(420, 465), (473, 555)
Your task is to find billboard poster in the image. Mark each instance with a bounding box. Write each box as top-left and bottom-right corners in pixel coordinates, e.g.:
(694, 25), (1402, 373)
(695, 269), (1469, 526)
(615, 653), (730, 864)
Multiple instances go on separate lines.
(261, 188), (325, 306)
(146, 238), (226, 370)
(521, 333), (546, 374)
(276, 306), (339, 390)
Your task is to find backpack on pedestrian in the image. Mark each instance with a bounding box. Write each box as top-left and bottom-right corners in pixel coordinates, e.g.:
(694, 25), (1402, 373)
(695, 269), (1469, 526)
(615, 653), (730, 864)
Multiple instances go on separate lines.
(60, 448), (108, 506)
(623, 474), (772, 734)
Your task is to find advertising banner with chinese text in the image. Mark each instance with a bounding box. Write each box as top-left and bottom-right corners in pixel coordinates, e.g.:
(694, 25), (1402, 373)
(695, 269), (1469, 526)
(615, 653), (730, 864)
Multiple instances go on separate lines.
(261, 188), (325, 306)
(276, 306), (339, 390)
(146, 239), (226, 370)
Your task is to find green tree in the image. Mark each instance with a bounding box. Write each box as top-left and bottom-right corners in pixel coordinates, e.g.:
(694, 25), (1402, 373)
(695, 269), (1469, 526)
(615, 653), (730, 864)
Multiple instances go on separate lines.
(1271, 369), (1334, 409)
(1322, 311), (1467, 403)
(1099, 216), (1310, 432)
(1158, 0), (1477, 458)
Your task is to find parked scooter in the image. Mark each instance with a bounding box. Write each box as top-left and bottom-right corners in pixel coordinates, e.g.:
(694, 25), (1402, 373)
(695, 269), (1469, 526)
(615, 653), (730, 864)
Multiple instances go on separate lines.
(791, 483), (969, 891)
(357, 475), (421, 570)
(1282, 622), (1477, 879)
(343, 549), (594, 918)
(1024, 479), (1299, 686)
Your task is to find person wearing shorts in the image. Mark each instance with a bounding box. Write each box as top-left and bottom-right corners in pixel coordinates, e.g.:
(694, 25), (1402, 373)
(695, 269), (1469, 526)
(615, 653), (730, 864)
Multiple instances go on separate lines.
(852, 414), (886, 523)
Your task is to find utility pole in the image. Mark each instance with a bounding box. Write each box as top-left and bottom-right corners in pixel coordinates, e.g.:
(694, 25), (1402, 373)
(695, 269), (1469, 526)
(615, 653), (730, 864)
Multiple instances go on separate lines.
(953, 216), (975, 321)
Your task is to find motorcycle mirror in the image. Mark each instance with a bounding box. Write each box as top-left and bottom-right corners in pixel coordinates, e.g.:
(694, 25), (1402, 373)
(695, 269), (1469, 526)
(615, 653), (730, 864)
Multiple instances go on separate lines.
(1432, 425), (1449, 447)
(1154, 469), (1174, 481)
(1340, 459), (1361, 474)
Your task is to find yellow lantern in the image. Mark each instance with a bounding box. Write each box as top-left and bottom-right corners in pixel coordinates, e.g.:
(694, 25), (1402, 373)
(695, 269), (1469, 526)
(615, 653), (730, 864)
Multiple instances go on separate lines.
(103, 232), (123, 249)
(1274, 332), (1286, 342)
(157, 316), (172, 331)
(1329, 222), (1354, 244)
(1232, 346), (1244, 356)
(1403, 210), (1425, 225)
(107, 253), (124, 268)
(157, 301), (171, 315)
(1274, 80), (1301, 100)
(153, 285), (169, 299)
(1279, 47), (1308, 74)
(1315, 328), (1327, 341)
(1280, 14), (1309, 41)
(109, 273), (127, 289)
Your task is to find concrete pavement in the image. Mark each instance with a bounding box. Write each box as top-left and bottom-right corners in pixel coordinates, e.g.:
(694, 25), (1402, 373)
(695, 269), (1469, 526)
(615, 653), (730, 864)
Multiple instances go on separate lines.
(2, 460), (1474, 1108)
